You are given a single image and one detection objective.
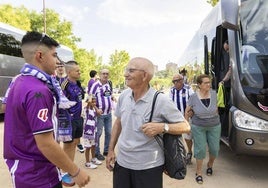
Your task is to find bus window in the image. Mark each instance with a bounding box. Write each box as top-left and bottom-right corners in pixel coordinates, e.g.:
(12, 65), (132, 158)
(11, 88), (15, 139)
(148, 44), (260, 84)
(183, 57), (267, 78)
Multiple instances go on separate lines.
(240, 45), (263, 88)
(0, 33), (22, 57)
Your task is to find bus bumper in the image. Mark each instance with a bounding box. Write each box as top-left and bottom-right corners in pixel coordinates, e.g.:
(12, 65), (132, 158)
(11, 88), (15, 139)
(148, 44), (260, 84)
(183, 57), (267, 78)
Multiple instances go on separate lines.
(229, 108), (268, 156)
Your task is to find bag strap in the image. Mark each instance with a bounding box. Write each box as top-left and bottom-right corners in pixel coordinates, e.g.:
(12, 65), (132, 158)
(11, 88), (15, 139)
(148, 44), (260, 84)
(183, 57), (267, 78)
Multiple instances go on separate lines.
(149, 91), (164, 150)
(149, 91), (161, 122)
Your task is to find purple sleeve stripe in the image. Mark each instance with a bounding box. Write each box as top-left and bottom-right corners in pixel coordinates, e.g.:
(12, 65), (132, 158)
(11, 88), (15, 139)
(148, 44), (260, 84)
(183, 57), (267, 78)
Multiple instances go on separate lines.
(33, 128), (54, 135)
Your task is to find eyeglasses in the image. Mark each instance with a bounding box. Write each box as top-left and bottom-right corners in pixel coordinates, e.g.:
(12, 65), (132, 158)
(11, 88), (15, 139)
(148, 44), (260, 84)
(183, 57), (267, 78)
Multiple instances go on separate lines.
(172, 78), (183, 84)
(124, 68), (145, 74)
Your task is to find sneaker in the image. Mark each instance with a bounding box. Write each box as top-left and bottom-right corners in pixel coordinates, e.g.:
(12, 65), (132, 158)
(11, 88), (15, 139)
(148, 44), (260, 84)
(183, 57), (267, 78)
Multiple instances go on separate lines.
(103, 151), (108, 156)
(61, 173), (75, 187)
(77, 144), (85, 153)
(186, 153), (192, 165)
(96, 154), (105, 161)
(91, 157), (102, 165)
(85, 162), (97, 169)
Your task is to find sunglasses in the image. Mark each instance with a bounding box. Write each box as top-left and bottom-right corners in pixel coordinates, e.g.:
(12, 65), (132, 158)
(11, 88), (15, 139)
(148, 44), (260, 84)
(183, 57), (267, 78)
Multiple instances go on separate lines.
(172, 78), (183, 84)
(39, 33), (53, 44)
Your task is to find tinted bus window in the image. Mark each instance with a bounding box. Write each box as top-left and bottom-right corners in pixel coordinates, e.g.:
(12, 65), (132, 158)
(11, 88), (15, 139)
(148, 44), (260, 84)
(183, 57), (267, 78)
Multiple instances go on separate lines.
(0, 33), (22, 57)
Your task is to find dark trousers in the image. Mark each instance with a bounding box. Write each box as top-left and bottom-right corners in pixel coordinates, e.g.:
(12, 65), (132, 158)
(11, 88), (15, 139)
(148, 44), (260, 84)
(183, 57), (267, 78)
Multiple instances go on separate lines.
(53, 182), (62, 188)
(113, 162), (163, 188)
(220, 86), (231, 136)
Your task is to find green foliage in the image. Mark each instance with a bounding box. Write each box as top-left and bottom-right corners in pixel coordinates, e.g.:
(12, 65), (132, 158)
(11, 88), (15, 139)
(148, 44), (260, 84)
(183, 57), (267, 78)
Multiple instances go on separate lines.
(207, 0), (219, 7)
(0, 4), (31, 30)
(107, 50), (130, 89)
(74, 48), (102, 86)
(1, 4), (182, 91)
(0, 4), (102, 88)
(29, 9), (80, 49)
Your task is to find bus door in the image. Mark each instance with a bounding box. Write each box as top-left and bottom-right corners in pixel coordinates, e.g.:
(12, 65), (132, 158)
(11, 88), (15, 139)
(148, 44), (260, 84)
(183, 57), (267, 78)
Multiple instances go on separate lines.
(211, 26), (230, 138)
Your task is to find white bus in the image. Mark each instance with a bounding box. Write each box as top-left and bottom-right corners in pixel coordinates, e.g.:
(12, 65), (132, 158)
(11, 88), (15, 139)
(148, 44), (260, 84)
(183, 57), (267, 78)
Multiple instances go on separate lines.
(179, 0), (268, 156)
(0, 22), (74, 114)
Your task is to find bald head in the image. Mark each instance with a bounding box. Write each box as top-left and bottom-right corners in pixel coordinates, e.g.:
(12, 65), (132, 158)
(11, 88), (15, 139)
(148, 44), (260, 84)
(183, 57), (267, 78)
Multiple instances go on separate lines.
(172, 74), (183, 81)
(128, 57), (154, 81)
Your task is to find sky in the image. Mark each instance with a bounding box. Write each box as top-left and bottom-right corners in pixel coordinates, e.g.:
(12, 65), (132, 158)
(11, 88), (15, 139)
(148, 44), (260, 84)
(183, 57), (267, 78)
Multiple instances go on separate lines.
(0, 0), (212, 70)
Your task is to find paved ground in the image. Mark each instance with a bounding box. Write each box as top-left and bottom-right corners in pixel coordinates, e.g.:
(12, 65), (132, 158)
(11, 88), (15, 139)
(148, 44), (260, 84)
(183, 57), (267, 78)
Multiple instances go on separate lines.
(1, 114), (268, 188)
(0, 114), (206, 188)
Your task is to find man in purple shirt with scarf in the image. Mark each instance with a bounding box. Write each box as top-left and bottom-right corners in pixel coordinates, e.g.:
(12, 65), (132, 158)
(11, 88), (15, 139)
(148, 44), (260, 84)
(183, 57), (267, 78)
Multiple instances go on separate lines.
(3, 31), (89, 188)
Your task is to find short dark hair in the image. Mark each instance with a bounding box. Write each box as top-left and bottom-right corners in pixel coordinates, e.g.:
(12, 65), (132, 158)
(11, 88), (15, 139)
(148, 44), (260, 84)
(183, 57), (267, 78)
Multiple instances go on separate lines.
(179, 68), (187, 74)
(65, 60), (78, 66)
(22, 31), (59, 48)
(65, 60), (79, 73)
(89, 70), (97, 78)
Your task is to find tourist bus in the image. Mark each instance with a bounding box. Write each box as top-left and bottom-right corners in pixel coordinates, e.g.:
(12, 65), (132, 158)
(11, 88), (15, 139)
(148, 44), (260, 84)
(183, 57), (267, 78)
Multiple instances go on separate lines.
(0, 22), (74, 114)
(179, 0), (268, 155)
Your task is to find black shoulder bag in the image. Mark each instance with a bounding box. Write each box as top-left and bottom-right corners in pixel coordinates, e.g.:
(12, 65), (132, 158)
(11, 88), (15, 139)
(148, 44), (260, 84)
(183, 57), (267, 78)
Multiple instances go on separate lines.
(149, 91), (187, 180)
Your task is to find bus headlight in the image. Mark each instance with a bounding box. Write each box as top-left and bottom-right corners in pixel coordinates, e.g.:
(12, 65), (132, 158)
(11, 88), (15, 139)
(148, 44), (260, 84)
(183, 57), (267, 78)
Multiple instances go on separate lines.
(233, 109), (268, 131)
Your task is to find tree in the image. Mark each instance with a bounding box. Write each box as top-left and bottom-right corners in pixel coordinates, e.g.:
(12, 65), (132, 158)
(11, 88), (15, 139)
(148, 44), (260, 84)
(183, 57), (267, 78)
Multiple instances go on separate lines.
(29, 9), (80, 49)
(75, 48), (102, 86)
(207, 0), (219, 7)
(0, 4), (81, 53)
(0, 4), (96, 87)
(0, 4), (136, 89)
(107, 50), (130, 89)
(0, 4), (31, 30)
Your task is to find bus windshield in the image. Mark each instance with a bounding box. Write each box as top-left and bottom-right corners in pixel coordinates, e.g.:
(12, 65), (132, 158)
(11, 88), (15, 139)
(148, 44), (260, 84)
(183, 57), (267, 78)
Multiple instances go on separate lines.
(239, 0), (268, 89)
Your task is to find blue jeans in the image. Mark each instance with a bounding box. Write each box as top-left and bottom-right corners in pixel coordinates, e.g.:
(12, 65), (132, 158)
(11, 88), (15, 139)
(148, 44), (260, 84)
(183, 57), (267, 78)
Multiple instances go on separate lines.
(96, 113), (112, 155)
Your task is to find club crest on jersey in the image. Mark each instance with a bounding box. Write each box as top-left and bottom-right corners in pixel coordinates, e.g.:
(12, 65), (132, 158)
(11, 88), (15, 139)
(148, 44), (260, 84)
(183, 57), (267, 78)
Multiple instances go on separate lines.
(38, 108), (48, 122)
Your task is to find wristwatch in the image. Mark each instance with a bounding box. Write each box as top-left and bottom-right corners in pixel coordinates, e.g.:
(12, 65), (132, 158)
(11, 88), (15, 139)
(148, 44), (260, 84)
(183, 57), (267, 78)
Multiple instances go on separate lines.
(163, 123), (169, 133)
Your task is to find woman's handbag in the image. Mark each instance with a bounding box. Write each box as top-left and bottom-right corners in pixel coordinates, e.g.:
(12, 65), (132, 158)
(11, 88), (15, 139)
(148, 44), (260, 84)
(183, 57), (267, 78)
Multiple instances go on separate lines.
(150, 91), (187, 180)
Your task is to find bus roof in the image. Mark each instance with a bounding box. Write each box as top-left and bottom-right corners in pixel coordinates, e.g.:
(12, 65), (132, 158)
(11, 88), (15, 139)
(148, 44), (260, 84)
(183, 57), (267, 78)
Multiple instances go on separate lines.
(0, 22), (25, 41)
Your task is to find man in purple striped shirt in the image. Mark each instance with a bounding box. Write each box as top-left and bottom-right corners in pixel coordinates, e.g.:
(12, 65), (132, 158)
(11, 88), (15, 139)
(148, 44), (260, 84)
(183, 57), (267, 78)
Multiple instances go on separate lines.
(88, 68), (113, 160)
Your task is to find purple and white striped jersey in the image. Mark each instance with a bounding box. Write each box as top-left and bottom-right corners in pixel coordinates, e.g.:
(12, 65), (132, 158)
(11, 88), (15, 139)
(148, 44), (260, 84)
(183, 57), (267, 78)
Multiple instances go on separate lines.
(88, 80), (113, 115)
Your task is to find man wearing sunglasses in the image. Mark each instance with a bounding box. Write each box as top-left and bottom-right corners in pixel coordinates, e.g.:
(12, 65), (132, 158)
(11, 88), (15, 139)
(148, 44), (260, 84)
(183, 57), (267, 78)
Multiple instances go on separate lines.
(169, 73), (194, 164)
